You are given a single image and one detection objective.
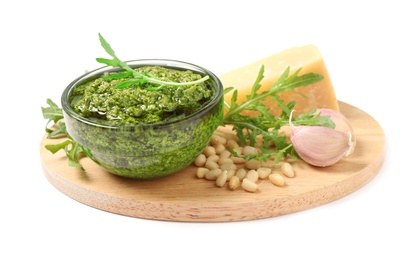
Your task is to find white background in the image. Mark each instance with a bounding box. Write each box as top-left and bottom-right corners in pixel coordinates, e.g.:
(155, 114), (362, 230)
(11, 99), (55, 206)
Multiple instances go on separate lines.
(1, 0), (416, 259)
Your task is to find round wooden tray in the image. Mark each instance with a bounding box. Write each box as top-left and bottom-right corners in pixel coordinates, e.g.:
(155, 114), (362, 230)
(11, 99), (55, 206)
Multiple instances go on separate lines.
(40, 101), (385, 222)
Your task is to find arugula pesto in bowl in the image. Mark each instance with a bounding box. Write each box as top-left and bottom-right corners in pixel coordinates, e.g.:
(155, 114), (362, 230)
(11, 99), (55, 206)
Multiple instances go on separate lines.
(71, 65), (214, 125)
(61, 59), (223, 179)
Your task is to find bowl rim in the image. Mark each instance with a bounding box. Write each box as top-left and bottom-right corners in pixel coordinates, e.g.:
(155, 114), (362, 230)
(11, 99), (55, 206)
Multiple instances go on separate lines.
(61, 59), (224, 130)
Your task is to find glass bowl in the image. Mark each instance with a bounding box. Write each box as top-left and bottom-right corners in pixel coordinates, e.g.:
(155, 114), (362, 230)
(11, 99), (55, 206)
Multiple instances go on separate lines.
(61, 59), (223, 179)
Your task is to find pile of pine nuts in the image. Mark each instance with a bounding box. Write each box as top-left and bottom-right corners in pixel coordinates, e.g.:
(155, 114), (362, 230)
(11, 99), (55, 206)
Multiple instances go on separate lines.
(194, 132), (295, 193)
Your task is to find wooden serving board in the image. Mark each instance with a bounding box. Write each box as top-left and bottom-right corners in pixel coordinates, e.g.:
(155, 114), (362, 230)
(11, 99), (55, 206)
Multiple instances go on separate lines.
(40, 101), (385, 222)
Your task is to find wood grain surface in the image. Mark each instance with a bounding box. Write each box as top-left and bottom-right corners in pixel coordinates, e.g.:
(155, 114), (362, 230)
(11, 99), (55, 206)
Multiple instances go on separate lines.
(40, 101), (385, 222)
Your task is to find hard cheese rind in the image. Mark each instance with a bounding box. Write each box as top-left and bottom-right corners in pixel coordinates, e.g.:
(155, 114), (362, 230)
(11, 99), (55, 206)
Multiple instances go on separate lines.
(221, 44), (339, 116)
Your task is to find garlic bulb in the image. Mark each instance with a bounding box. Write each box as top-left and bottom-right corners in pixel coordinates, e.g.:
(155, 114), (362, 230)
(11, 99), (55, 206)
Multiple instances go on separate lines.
(290, 109), (356, 167)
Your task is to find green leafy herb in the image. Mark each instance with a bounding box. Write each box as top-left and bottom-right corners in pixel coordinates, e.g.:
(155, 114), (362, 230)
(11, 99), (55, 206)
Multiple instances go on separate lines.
(41, 99), (86, 169)
(44, 137), (86, 168)
(41, 98), (65, 137)
(96, 33), (210, 90)
(222, 65), (334, 162)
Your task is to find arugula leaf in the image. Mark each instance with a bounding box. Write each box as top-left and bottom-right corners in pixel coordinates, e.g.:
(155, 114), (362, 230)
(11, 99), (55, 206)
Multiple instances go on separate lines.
(45, 137), (86, 168)
(97, 33), (136, 74)
(41, 99), (64, 137)
(222, 66), (334, 162)
(223, 67), (323, 122)
(45, 139), (71, 154)
(41, 98), (63, 123)
(42, 100), (86, 169)
(47, 121), (67, 138)
(96, 33), (210, 89)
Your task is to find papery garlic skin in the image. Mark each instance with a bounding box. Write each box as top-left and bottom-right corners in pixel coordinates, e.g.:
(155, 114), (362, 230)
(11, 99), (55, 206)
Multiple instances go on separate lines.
(290, 109), (356, 167)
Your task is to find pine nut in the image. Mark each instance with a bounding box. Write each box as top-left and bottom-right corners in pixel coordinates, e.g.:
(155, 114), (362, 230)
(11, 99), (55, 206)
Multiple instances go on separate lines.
(254, 139), (264, 148)
(257, 167), (272, 179)
(279, 125), (291, 138)
(205, 169), (222, 180)
(227, 139), (240, 149)
(243, 145), (259, 155)
(218, 157), (233, 165)
(242, 178), (258, 193)
(235, 168), (247, 181)
(230, 156), (246, 164)
(269, 173), (285, 187)
(196, 167), (209, 179)
(220, 162), (237, 171)
(202, 146), (216, 157)
(246, 170), (259, 183)
(225, 169), (236, 181)
(214, 143), (226, 154)
(281, 162), (295, 178)
(211, 134), (227, 146)
(228, 176), (240, 191)
(219, 150), (232, 158)
(215, 170), (228, 187)
(205, 160), (219, 170)
(245, 159), (262, 170)
(207, 154), (220, 163)
(194, 154), (206, 167)
(232, 147), (243, 156)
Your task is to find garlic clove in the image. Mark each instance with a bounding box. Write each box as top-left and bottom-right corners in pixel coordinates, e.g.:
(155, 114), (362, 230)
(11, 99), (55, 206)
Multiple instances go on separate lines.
(317, 108), (356, 156)
(289, 109), (356, 167)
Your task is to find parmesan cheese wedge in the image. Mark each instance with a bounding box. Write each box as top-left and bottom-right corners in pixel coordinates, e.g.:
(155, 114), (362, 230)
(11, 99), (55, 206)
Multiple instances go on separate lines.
(221, 44), (339, 116)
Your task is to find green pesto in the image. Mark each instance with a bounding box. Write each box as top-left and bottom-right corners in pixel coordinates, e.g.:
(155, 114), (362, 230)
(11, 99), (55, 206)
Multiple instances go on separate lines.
(64, 66), (223, 178)
(70, 66), (214, 126)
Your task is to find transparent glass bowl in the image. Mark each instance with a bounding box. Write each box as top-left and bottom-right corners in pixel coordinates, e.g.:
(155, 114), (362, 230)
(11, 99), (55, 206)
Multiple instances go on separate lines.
(61, 59), (224, 179)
